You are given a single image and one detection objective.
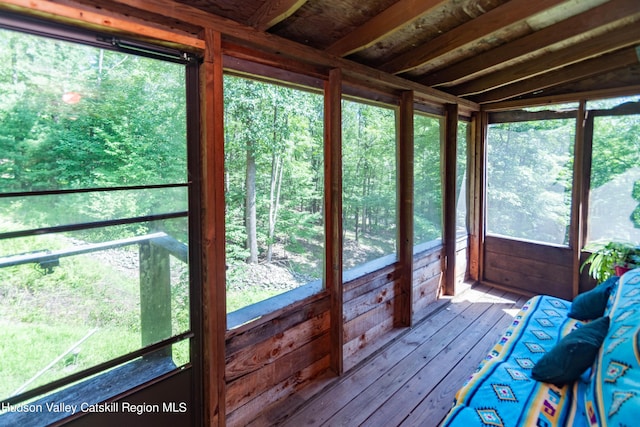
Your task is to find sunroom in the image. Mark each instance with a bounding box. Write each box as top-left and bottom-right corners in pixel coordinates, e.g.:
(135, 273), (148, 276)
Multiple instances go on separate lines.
(0, 0), (639, 426)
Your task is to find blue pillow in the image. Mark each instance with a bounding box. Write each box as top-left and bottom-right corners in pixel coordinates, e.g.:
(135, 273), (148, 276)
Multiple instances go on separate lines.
(532, 316), (610, 386)
(568, 276), (617, 320)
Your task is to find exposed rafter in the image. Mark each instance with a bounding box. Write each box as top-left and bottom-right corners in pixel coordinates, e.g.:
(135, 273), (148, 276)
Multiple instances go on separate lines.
(473, 47), (640, 104)
(247, 0), (307, 31)
(380, 0), (565, 75)
(451, 22), (640, 97)
(44, 0), (477, 110)
(420, 0), (640, 87)
(485, 84), (640, 112)
(10, 0), (639, 106)
(325, 0), (447, 57)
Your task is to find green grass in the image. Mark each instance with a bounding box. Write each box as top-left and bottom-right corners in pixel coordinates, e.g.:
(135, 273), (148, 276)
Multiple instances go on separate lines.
(0, 215), (192, 400)
(0, 321), (191, 398)
(0, 321), (139, 396)
(226, 285), (285, 313)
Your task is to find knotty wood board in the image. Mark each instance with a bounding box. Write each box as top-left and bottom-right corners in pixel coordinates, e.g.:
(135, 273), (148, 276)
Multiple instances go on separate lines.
(343, 263), (399, 300)
(343, 313), (395, 367)
(225, 296), (330, 354)
(226, 333), (331, 413)
(225, 311), (330, 381)
(412, 254), (442, 283)
(343, 280), (396, 323)
(228, 356), (331, 427)
(413, 245), (443, 269)
(343, 291), (396, 343)
(412, 272), (442, 315)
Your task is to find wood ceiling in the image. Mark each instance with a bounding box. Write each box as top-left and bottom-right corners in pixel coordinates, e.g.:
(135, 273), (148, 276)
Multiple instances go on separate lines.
(22, 0), (640, 106)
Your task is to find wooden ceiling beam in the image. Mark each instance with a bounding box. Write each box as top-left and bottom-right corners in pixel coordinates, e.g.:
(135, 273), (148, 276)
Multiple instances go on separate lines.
(6, 0), (478, 111)
(247, 0), (308, 31)
(421, 0), (640, 87)
(483, 84), (640, 112)
(325, 0), (447, 57)
(380, 0), (565, 75)
(0, 0), (204, 49)
(451, 22), (640, 97)
(472, 47), (640, 104)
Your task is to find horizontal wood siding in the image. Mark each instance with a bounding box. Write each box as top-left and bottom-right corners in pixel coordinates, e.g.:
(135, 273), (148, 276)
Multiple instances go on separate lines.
(226, 246), (449, 424)
(483, 235), (573, 299)
(412, 247), (444, 321)
(343, 263), (399, 370)
(344, 245), (448, 369)
(225, 296), (332, 427)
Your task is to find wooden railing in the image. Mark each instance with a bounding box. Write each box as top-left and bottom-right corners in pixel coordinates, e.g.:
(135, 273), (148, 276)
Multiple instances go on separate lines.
(0, 232), (188, 352)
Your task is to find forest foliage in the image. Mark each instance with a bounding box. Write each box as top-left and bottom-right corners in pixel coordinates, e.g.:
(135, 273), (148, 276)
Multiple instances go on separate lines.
(2, 27), (639, 317)
(0, 27), (191, 400)
(0, 28), (188, 242)
(486, 110), (640, 246)
(223, 76), (447, 304)
(5, 19), (639, 407)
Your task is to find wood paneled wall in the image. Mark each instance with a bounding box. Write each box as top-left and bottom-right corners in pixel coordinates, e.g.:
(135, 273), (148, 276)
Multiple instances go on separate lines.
(412, 248), (445, 319)
(225, 296), (332, 426)
(224, 243), (459, 425)
(0, 2), (475, 426)
(483, 236), (573, 300)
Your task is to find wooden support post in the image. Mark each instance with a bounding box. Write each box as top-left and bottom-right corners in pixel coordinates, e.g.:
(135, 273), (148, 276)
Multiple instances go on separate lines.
(469, 111), (486, 282)
(139, 241), (172, 356)
(443, 103), (458, 295)
(397, 90), (414, 327)
(202, 28), (227, 427)
(572, 100), (588, 296)
(325, 68), (343, 375)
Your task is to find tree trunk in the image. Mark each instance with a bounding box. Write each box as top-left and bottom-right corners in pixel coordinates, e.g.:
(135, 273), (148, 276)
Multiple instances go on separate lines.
(246, 143), (258, 263)
(266, 105), (287, 263)
(354, 203), (360, 243)
(267, 152), (284, 262)
(363, 172), (370, 234)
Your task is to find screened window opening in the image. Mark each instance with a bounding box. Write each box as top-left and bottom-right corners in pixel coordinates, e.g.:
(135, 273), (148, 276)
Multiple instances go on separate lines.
(587, 110), (640, 244)
(413, 113), (442, 246)
(223, 75), (325, 321)
(342, 99), (397, 273)
(0, 23), (195, 417)
(486, 116), (576, 246)
(456, 120), (469, 237)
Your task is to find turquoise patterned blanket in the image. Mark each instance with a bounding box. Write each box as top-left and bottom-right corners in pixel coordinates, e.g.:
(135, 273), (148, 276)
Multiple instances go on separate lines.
(442, 295), (583, 426)
(443, 268), (640, 427)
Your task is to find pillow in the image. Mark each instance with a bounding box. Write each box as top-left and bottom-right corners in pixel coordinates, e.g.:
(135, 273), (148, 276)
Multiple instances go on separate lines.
(568, 276), (617, 320)
(531, 316), (610, 386)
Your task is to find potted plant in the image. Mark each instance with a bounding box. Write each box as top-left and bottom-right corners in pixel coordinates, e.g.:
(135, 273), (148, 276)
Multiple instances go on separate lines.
(581, 240), (640, 282)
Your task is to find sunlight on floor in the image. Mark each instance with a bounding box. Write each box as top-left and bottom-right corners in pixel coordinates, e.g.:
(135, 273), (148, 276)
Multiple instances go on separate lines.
(502, 308), (521, 317)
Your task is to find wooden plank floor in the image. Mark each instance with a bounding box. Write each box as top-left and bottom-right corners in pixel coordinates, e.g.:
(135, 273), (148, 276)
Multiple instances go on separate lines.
(257, 284), (527, 427)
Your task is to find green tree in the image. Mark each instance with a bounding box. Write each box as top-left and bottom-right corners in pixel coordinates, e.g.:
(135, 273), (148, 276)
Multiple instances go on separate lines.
(414, 114), (442, 243)
(342, 100), (397, 266)
(223, 75), (324, 278)
(486, 119), (575, 245)
(0, 29), (187, 241)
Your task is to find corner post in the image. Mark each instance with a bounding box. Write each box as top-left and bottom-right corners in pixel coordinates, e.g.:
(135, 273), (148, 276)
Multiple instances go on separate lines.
(443, 103), (459, 295)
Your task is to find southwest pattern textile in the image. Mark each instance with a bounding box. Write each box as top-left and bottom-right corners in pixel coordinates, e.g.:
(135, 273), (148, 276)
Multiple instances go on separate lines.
(442, 295), (581, 426)
(582, 269), (640, 427)
(442, 269), (640, 427)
